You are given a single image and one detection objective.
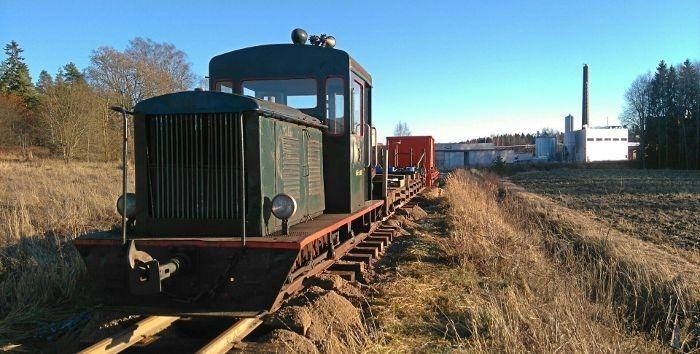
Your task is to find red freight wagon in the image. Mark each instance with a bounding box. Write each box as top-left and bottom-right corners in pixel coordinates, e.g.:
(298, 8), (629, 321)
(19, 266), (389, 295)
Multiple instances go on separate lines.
(386, 136), (440, 187)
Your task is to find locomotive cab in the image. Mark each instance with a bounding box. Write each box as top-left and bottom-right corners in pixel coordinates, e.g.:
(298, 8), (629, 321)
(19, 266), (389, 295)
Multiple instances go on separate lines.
(209, 42), (374, 215)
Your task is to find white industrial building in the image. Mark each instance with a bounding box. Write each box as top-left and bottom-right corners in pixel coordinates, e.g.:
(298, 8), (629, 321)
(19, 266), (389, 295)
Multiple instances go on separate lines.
(562, 65), (630, 162)
(564, 124), (629, 162)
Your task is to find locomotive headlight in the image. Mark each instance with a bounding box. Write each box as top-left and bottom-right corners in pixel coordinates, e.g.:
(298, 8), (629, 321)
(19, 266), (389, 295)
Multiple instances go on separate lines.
(271, 194), (297, 220)
(116, 193), (137, 219)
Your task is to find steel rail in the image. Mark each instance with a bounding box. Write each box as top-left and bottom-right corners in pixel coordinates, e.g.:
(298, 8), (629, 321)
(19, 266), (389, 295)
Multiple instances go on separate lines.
(196, 318), (263, 353)
(77, 315), (179, 354)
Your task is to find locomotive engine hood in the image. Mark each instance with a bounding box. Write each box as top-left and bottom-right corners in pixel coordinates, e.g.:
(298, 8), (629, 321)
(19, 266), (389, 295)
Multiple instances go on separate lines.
(131, 90), (326, 238)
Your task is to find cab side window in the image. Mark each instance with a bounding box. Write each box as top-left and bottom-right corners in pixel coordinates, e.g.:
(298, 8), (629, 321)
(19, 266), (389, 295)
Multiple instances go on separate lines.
(352, 80), (363, 135)
(325, 78), (345, 135)
(216, 81), (233, 93)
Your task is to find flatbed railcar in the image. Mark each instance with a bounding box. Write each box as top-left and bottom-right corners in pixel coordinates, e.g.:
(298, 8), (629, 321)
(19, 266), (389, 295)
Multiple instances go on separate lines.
(74, 29), (438, 317)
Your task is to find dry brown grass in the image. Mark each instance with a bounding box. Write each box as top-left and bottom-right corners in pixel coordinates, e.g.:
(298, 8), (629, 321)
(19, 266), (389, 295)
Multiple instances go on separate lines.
(505, 177), (700, 350)
(366, 170), (684, 352)
(0, 157), (128, 346)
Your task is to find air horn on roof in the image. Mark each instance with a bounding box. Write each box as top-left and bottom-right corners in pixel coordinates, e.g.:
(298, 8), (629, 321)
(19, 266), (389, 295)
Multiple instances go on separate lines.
(291, 28), (336, 48)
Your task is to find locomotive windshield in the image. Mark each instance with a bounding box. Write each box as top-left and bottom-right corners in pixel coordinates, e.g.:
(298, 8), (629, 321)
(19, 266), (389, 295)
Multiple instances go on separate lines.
(241, 78), (317, 108)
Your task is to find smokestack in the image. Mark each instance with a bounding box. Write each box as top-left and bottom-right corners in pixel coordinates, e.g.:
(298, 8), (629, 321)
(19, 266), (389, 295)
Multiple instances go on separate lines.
(582, 64), (589, 127)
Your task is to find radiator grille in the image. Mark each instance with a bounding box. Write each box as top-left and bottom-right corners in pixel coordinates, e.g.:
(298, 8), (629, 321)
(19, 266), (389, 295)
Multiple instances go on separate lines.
(146, 113), (241, 219)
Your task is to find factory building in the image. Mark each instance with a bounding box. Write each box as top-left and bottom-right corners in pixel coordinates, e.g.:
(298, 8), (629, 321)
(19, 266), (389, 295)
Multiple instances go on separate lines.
(563, 65), (629, 162)
(564, 125), (629, 162)
(435, 143), (534, 170)
(436, 64), (630, 169)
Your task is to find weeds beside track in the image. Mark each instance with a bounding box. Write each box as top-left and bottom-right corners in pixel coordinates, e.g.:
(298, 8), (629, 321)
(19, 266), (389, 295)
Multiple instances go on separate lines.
(366, 171), (680, 352)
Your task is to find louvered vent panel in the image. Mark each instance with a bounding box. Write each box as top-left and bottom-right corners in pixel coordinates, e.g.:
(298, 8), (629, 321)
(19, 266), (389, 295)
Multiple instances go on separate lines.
(308, 139), (323, 196)
(281, 136), (301, 201)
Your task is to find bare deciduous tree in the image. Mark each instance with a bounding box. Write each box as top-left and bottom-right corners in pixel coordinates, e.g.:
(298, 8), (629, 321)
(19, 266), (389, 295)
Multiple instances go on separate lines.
(87, 38), (197, 109)
(620, 73), (652, 168)
(393, 121), (411, 136)
(38, 82), (101, 161)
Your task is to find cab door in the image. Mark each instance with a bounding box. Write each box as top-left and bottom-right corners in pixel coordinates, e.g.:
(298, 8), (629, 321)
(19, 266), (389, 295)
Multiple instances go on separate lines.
(349, 76), (368, 211)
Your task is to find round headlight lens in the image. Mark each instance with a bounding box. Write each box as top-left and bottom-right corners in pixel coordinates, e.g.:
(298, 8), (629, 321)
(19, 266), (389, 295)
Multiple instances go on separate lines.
(271, 194), (297, 220)
(116, 193), (137, 219)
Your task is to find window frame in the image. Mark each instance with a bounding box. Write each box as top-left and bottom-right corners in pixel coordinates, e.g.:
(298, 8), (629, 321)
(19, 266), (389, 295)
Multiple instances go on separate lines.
(324, 76), (346, 136)
(239, 77), (319, 109)
(215, 80), (234, 93)
(351, 78), (365, 136)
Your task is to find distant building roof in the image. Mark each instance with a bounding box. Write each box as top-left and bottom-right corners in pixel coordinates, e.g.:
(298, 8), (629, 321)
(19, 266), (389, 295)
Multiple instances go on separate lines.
(436, 143), (495, 151)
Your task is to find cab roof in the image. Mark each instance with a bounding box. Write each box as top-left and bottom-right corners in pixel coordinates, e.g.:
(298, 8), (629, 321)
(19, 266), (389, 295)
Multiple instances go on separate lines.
(209, 44), (371, 85)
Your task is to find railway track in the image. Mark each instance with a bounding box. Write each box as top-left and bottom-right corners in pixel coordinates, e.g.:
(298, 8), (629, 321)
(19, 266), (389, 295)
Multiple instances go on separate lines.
(79, 189), (424, 353)
(78, 316), (261, 353)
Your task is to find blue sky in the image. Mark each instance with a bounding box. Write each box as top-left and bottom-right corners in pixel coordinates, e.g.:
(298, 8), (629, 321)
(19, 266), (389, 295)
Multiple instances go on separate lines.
(1, 0), (698, 142)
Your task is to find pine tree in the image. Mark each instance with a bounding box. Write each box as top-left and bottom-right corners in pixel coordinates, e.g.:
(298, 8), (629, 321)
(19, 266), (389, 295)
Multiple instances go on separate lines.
(61, 62), (85, 84)
(678, 59), (700, 169)
(0, 41), (38, 106)
(665, 66), (678, 166)
(35, 70), (53, 94)
(649, 61), (669, 167)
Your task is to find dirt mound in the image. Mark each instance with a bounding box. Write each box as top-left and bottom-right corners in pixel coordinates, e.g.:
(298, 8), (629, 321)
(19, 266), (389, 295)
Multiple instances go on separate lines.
(398, 214), (419, 229)
(302, 274), (365, 306)
(262, 284), (366, 352)
(264, 305), (312, 336)
(255, 329), (318, 353)
(408, 205), (428, 220)
(396, 206), (427, 222)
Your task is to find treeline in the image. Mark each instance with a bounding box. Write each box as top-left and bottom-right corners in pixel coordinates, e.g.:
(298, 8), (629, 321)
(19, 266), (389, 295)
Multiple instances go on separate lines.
(0, 39), (197, 161)
(462, 129), (560, 146)
(621, 59), (700, 169)
(461, 133), (535, 145)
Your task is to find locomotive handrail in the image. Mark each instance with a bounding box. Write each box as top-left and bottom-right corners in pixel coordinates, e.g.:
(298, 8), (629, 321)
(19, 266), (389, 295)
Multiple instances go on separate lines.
(364, 123), (371, 168)
(110, 106), (133, 246)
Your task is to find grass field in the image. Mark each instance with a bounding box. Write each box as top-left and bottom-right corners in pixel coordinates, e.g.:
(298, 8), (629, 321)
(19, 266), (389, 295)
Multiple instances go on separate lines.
(510, 168), (700, 253)
(0, 157), (128, 347)
(1, 158), (698, 351)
